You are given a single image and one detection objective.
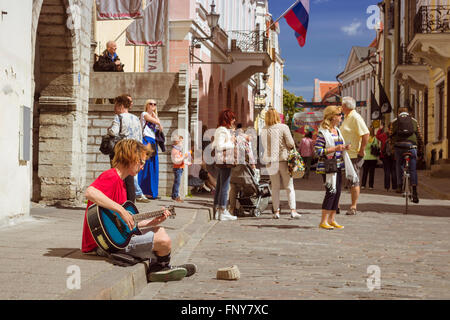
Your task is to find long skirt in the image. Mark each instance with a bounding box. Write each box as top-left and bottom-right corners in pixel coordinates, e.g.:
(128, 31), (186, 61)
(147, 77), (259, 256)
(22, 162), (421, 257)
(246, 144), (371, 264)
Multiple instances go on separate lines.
(138, 136), (159, 198)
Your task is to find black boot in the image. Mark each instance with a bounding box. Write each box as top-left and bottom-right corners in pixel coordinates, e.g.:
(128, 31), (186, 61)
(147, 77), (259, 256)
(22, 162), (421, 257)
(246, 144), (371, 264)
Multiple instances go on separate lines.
(412, 186), (419, 203)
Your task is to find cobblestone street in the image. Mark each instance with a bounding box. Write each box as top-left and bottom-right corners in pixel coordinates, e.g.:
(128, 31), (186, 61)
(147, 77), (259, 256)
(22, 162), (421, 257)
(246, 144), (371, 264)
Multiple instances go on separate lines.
(136, 171), (450, 300)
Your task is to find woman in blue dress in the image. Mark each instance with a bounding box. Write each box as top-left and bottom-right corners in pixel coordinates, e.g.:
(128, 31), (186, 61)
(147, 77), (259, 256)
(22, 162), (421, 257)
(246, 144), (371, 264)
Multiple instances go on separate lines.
(138, 99), (162, 199)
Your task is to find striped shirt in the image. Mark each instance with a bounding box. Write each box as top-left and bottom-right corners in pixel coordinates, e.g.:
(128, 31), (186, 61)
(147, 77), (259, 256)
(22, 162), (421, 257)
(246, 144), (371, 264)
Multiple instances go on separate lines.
(314, 130), (345, 174)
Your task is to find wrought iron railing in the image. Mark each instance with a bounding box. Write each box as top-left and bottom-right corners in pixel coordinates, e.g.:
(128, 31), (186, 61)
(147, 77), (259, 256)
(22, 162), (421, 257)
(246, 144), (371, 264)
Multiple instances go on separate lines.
(227, 30), (268, 53)
(414, 5), (450, 34)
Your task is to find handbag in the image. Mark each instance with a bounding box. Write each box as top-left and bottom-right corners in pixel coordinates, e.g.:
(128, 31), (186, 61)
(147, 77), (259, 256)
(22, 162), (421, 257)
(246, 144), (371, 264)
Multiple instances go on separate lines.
(99, 115), (125, 155)
(324, 157), (338, 174)
(287, 149), (305, 178)
(370, 142), (380, 157)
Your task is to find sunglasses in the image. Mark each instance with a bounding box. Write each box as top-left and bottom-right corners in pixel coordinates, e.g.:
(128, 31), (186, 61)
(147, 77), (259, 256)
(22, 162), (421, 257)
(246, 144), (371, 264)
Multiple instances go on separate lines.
(149, 103), (156, 106)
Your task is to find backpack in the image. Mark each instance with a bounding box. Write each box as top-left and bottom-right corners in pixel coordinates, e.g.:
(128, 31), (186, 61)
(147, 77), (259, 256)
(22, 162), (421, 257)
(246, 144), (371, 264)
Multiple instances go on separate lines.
(396, 113), (414, 139)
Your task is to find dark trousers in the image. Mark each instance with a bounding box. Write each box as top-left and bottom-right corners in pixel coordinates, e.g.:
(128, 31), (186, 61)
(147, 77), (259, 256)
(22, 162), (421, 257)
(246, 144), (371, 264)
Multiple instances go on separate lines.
(303, 156), (312, 179)
(124, 175), (136, 203)
(361, 160), (377, 188)
(321, 169), (342, 211)
(381, 157), (397, 190)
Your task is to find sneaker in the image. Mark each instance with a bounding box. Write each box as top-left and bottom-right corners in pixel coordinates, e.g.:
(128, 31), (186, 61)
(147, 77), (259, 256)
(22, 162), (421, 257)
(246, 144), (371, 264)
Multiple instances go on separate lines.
(290, 211), (302, 219)
(273, 212), (280, 219)
(136, 195), (151, 203)
(173, 263), (197, 277)
(219, 209), (237, 221)
(148, 266), (187, 282)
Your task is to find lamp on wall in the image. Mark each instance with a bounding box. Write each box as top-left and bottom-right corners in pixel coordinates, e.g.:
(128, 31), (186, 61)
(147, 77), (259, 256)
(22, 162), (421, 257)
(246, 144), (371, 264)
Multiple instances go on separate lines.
(192, 0), (220, 47)
(190, 1), (231, 64)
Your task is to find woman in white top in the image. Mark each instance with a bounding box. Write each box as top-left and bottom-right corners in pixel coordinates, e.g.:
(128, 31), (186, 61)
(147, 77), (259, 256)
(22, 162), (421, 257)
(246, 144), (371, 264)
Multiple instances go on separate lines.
(261, 108), (301, 219)
(211, 109), (238, 221)
(138, 99), (163, 199)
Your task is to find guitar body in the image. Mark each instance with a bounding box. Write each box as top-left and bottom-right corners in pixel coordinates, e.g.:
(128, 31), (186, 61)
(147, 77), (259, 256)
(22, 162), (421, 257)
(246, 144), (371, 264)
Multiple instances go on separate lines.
(87, 200), (141, 253)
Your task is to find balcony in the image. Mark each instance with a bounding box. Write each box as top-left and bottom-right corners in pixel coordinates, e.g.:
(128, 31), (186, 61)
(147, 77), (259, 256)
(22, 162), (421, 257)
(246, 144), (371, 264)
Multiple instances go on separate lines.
(225, 30), (272, 85)
(408, 5), (450, 69)
(394, 44), (429, 88)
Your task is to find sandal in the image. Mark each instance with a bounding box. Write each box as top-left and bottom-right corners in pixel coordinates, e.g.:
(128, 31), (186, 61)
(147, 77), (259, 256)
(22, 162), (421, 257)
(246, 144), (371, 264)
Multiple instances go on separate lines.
(346, 208), (357, 215)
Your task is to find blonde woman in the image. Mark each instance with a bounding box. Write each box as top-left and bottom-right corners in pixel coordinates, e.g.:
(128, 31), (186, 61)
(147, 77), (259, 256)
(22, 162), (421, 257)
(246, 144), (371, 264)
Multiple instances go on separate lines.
(138, 99), (163, 200)
(314, 106), (358, 230)
(261, 108), (301, 219)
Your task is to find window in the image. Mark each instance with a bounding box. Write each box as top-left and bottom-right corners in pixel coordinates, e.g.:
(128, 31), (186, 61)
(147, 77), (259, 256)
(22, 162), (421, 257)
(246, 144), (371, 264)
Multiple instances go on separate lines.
(436, 82), (445, 141)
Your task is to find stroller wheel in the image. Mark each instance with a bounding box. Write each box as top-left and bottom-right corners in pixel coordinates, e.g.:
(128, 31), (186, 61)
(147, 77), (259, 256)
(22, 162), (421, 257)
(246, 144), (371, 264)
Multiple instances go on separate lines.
(251, 208), (261, 217)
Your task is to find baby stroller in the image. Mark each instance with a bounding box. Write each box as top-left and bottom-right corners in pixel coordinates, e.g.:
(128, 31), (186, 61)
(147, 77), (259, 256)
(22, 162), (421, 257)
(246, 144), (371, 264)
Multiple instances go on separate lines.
(235, 165), (272, 217)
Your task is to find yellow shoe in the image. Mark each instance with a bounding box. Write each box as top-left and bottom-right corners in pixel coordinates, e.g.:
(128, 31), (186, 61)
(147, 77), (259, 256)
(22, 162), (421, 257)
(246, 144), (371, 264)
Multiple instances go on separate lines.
(329, 221), (344, 229)
(319, 223), (334, 230)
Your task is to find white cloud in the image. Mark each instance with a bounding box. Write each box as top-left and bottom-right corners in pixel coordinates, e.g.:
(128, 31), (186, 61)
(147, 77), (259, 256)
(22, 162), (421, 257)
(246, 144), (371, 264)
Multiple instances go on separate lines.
(341, 21), (362, 36)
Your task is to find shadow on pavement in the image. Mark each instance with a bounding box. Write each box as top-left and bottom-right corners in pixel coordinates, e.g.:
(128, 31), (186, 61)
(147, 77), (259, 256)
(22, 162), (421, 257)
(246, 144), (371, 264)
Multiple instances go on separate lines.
(44, 248), (103, 261)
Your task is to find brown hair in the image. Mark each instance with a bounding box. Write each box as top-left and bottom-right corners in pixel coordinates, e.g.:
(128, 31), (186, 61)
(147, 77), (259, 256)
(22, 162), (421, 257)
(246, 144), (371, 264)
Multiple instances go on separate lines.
(218, 109), (236, 128)
(114, 94), (131, 109)
(112, 139), (147, 168)
(264, 108), (281, 126)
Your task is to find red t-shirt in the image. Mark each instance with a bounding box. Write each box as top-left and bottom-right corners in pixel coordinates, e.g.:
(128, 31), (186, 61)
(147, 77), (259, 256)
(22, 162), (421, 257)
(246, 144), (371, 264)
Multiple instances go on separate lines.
(81, 168), (127, 253)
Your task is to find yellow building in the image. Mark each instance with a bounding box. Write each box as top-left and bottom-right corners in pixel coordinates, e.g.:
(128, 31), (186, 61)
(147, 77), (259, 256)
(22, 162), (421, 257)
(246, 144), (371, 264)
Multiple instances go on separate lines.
(381, 0), (450, 175)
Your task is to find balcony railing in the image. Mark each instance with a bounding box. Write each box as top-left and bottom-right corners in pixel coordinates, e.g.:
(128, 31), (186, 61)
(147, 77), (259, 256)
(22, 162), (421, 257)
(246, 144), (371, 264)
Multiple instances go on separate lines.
(414, 5), (450, 34)
(228, 30), (268, 53)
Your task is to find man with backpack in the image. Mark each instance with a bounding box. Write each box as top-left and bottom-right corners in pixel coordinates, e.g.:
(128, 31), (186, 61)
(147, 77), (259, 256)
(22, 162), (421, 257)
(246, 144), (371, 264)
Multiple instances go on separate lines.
(389, 106), (424, 203)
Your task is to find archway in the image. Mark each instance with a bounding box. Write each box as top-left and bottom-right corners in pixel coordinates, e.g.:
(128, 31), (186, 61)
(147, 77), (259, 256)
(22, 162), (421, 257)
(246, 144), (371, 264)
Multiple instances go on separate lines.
(208, 76), (216, 128)
(241, 98), (245, 126)
(31, 0), (91, 206)
(218, 82), (224, 111)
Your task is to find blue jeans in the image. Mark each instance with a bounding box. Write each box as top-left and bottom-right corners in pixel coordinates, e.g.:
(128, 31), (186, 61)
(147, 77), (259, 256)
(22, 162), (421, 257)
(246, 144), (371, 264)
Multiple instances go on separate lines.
(134, 175), (143, 197)
(214, 167), (232, 209)
(171, 168), (183, 199)
(395, 147), (418, 186)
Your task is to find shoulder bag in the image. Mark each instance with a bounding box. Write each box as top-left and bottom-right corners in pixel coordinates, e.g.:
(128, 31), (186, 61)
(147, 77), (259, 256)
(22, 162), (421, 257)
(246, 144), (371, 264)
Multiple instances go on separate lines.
(99, 115), (125, 155)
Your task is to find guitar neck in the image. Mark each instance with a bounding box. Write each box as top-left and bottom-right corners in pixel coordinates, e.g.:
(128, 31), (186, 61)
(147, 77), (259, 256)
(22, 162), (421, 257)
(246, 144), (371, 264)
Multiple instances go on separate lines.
(133, 209), (167, 222)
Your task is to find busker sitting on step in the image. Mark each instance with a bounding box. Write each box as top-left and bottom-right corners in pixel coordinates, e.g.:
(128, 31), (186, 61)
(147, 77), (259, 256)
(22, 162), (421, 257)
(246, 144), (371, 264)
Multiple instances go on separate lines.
(81, 139), (196, 282)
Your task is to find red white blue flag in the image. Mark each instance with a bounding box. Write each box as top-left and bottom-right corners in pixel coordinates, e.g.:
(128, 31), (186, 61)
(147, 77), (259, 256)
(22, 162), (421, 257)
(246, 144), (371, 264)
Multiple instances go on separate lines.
(283, 0), (310, 47)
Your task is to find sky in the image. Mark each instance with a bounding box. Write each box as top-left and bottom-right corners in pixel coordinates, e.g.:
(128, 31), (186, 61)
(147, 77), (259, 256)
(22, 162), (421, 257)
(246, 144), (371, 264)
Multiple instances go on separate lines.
(267, 0), (379, 102)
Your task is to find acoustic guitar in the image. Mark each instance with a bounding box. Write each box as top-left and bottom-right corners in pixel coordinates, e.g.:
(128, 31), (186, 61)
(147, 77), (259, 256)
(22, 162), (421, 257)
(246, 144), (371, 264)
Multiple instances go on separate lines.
(87, 201), (175, 253)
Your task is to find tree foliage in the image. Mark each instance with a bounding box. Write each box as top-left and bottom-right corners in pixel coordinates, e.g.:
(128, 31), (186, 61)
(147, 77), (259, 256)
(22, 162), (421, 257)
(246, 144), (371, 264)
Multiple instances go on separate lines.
(283, 89), (304, 125)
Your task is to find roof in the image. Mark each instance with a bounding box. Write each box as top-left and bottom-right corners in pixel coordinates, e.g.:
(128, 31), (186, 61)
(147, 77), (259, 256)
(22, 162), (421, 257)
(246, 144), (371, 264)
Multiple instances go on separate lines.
(352, 46), (376, 62)
(313, 79), (340, 102)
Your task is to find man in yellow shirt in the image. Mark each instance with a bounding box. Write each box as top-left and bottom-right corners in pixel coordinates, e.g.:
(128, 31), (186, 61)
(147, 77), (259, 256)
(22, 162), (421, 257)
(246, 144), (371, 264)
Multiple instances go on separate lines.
(340, 97), (370, 215)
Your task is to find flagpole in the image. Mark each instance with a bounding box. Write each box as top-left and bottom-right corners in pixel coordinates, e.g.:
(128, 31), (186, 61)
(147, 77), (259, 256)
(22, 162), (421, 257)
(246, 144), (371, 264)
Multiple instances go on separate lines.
(267, 0), (300, 31)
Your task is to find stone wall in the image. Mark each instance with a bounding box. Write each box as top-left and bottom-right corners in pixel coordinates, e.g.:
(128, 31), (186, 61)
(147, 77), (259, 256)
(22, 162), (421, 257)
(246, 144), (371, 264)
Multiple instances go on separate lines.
(87, 70), (190, 197)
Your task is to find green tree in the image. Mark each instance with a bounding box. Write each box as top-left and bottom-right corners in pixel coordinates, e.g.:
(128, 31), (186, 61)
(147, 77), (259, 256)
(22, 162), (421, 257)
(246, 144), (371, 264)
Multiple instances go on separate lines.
(283, 89), (304, 125)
